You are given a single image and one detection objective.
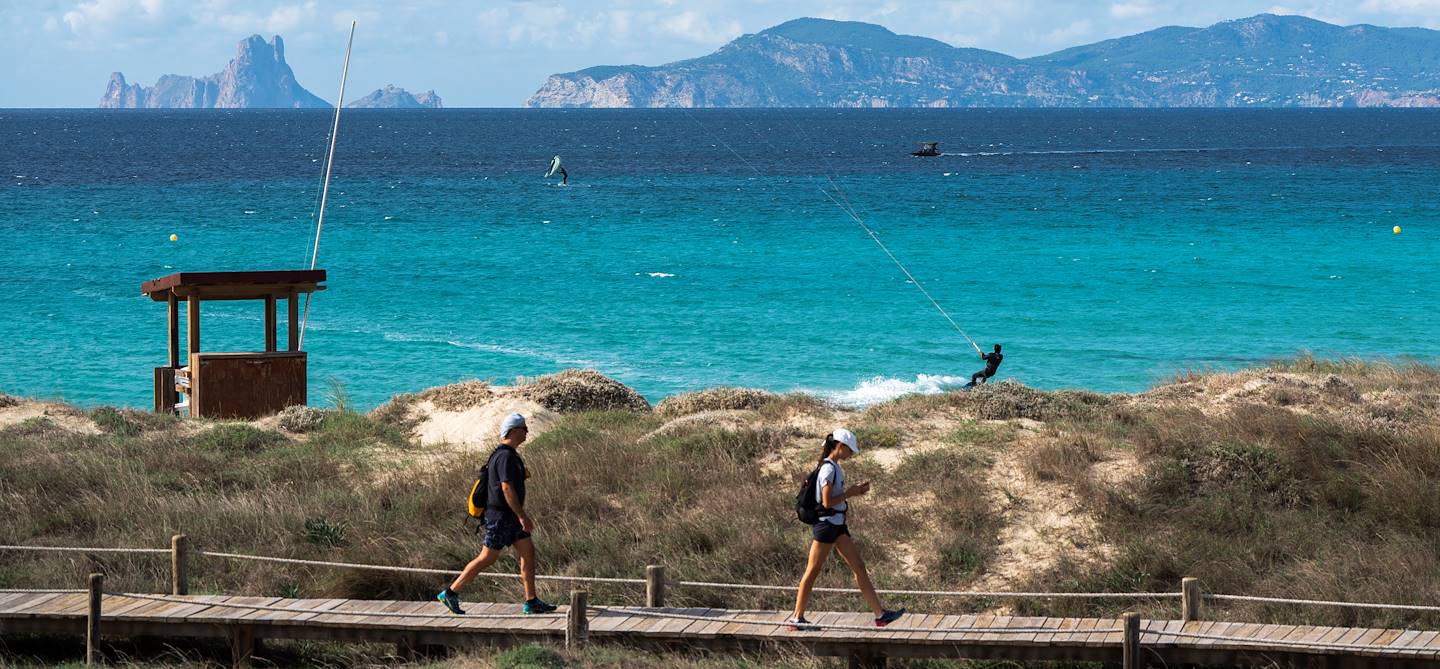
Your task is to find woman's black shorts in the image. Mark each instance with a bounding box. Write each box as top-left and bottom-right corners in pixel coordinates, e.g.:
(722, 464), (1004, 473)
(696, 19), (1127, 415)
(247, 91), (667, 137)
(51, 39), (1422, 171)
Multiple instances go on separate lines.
(812, 521), (850, 544)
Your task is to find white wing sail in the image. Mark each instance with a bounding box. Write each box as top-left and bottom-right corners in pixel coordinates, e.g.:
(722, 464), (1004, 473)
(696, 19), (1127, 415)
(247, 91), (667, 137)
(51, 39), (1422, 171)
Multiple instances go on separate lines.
(545, 155), (562, 178)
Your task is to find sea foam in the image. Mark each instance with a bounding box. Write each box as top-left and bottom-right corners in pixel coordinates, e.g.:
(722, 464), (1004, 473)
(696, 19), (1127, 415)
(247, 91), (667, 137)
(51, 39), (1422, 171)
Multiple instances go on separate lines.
(825, 373), (968, 407)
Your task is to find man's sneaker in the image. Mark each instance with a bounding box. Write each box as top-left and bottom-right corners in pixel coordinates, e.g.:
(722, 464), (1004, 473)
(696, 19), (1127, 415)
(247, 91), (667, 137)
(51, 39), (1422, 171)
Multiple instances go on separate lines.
(875, 609), (906, 627)
(436, 588), (465, 615)
(524, 598), (558, 614)
(785, 616), (818, 631)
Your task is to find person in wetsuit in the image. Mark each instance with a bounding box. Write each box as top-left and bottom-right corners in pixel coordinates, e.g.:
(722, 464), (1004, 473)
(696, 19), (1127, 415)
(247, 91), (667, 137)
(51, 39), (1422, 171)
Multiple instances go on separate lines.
(969, 344), (1003, 386)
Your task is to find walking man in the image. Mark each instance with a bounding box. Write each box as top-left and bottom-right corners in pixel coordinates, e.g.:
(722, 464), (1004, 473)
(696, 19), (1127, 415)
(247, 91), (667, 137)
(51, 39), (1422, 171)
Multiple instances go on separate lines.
(437, 413), (558, 615)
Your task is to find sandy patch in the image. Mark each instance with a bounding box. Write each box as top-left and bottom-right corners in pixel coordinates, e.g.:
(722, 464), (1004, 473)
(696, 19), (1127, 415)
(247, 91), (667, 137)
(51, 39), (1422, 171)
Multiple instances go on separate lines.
(413, 393), (559, 449)
(974, 432), (1129, 597)
(0, 400), (100, 435)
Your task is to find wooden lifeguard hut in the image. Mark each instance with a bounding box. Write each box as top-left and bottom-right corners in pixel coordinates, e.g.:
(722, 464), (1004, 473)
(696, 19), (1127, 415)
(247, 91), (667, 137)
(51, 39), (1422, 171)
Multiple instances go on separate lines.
(142, 270), (326, 419)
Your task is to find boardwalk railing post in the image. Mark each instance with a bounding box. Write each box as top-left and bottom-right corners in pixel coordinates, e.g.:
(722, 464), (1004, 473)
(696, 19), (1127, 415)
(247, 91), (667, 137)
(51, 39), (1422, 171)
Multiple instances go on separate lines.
(566, 590), (588, 649)
(1181, 577), (1201, 623)
(645, 565), (666, 608)
(87, 573), (103, 666)
(171, 534), (189, 596)
(1122, 612), (1141, 669)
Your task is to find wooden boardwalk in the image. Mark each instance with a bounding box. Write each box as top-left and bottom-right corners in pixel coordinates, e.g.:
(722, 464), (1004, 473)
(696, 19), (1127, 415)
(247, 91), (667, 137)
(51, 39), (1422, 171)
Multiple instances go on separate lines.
(3, 591), (1440, 668)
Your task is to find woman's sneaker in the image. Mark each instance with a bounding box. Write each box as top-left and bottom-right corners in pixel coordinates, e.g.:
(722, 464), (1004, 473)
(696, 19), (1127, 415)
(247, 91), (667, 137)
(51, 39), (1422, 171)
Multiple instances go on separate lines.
(436, 588), (465, 615)
(524, 598), (558, 614)
(875, 609), (906, 627)
(786, 616), (818, 631)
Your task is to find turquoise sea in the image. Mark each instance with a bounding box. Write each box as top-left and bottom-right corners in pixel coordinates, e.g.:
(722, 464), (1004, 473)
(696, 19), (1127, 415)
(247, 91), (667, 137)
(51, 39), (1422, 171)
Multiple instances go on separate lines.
(1, 109), (1437, 409)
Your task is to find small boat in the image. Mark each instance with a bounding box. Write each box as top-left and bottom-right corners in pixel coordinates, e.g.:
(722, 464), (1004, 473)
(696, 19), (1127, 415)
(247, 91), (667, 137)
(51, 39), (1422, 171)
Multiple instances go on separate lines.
(911, 142), (940, 157)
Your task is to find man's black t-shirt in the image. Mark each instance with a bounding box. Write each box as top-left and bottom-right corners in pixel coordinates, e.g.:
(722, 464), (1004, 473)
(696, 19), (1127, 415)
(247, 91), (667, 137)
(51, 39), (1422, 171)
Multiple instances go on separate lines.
(484, 445), (526, 522)
(982, 352), (1004, 374)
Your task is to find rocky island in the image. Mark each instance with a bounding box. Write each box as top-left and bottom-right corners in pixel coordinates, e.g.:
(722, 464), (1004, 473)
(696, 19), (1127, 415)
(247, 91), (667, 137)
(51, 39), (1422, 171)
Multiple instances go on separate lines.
(99, 35), (443, 110)
(100, 35), (328, 109)
(348, 84), (443, 108)
(526, 14), (1440, 108)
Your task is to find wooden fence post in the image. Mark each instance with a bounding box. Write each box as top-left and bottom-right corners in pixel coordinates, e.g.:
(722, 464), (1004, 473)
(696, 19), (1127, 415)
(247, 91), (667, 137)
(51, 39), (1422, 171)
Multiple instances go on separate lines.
(87, 573), (103, 666)
(1181, 577), (1201, 623)
(171, 534), (189, 596)
(1122, 612), (1141, 669)
(566, 590), (588, 649)
(645, 565), (666, 608)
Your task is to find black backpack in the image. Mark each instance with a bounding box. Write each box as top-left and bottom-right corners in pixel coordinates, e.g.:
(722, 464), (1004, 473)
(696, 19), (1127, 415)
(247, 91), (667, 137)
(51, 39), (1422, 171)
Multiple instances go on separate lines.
(794, 463), (836, 524)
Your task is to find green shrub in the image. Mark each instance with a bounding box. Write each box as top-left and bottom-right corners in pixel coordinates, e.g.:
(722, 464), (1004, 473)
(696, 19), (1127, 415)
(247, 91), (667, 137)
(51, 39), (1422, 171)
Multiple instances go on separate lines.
(302, 517), (348, 548)
(89, 406), (139, 436)
(196, 424), (286, 452)
(496, 644), (566, 669)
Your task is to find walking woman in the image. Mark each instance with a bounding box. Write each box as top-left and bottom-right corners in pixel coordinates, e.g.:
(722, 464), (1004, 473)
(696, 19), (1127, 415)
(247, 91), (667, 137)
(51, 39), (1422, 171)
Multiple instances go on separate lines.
(788, 428), (905, 630)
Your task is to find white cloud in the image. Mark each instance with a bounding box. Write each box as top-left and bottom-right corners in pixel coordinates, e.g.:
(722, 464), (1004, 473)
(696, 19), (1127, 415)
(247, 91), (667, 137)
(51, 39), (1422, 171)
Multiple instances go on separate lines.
(1110, 2), (1160, 19)
(658, 10), (742, 44)
(62, 0), (169, 37)
(1359, 0), (1440, 12)
(1044, 18), (1093, 44)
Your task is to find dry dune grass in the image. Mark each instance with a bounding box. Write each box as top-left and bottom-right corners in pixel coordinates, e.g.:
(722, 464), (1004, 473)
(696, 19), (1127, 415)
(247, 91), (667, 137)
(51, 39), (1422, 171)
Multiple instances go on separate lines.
(420, 380), (494, 411)
(3, 356), (1440, 659)
(515, 370), (651, 413)
(656, 388), (779, 417)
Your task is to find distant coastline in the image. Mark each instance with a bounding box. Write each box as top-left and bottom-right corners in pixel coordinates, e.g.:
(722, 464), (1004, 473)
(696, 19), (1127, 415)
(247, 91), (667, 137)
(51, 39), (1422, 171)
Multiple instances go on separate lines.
(527, 14), (1440, 108)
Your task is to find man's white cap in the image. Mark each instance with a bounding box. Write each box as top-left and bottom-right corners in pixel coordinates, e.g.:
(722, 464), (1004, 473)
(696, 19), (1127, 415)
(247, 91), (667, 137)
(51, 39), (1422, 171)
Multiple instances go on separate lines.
(832, 428), (859, 454)
(500, 413), (527, 438)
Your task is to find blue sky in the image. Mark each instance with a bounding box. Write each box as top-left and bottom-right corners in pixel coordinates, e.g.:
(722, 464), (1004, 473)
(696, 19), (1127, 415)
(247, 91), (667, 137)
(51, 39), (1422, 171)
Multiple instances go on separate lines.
(3, 0), (1439, 107)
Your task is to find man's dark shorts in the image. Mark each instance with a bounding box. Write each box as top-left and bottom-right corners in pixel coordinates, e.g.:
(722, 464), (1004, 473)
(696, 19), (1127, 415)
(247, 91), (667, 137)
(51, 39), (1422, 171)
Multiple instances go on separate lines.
(483, 515), (531, 550)
(812, 521), (850, 544)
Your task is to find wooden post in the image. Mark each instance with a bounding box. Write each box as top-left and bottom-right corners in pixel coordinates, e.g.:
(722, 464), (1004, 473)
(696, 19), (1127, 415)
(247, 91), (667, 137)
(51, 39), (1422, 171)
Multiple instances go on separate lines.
(1122, 612), (1141, 669)
(228, 625), (256, 668)
(645, 565), (666, 608)
(153, 367), (177, 414)
(286, 290), (299, 351)
(263, 295), (277, 352)
(566, 590), (588, 649)
(171, 534), (189, 595)
(167, 293), (180, 367)
(186, 295), (200, 357)
(87, 573), (103, 666)
(1181, 577), (1201, 623)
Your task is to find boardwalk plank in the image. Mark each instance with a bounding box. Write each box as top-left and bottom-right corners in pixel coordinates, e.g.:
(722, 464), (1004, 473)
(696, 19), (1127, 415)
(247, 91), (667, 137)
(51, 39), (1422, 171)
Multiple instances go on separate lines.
(7, 596), (1440, 664)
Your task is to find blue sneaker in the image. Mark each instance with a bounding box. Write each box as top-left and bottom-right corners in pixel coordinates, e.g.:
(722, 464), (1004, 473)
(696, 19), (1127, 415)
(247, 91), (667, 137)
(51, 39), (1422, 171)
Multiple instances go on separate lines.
(436, 588), (465, 615)
(524, 598), (557, 614)
(875, 608), (906, 627)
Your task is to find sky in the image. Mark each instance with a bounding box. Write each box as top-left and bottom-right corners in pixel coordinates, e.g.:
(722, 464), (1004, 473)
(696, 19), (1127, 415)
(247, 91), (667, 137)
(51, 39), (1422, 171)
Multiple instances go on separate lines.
(3, 0), (1440, 108)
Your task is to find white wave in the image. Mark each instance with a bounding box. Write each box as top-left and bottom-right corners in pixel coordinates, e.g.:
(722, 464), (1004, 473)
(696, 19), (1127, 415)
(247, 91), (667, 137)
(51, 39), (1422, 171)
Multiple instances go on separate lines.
(825, 373), (968, 407)
(379, 330), (601, 368)
(645, 272), (676, 278)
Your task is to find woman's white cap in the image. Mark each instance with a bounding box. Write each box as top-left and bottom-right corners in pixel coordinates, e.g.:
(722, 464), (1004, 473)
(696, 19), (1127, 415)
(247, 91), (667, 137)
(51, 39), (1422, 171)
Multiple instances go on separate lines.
(832, 428), (859, 454)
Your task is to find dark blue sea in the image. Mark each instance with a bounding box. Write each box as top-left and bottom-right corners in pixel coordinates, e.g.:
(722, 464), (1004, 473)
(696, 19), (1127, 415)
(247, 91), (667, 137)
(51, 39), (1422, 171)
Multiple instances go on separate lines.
(2, 108), (1437, 408)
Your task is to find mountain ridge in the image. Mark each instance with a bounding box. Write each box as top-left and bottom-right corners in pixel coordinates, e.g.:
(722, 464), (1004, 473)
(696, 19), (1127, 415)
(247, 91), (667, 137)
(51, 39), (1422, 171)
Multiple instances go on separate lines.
(526, 14), (1440, 108)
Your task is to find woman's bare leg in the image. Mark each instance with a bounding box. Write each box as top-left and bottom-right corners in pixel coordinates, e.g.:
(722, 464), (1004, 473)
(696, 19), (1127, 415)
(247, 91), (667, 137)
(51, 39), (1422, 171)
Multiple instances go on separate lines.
(834, 535), (885, 616)
(791, 540), (832, 619)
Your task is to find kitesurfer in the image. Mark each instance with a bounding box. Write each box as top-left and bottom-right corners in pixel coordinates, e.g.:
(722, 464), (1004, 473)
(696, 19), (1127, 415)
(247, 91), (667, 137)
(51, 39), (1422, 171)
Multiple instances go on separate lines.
(545, 156), (568, 185)
(967, 344), (1003, 387)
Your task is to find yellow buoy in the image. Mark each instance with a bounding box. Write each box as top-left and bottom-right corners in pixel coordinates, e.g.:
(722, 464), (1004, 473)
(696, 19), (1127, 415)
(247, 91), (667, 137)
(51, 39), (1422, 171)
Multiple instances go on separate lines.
(1393, 226), (1402, 235)
(169, 233), (178, 242)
